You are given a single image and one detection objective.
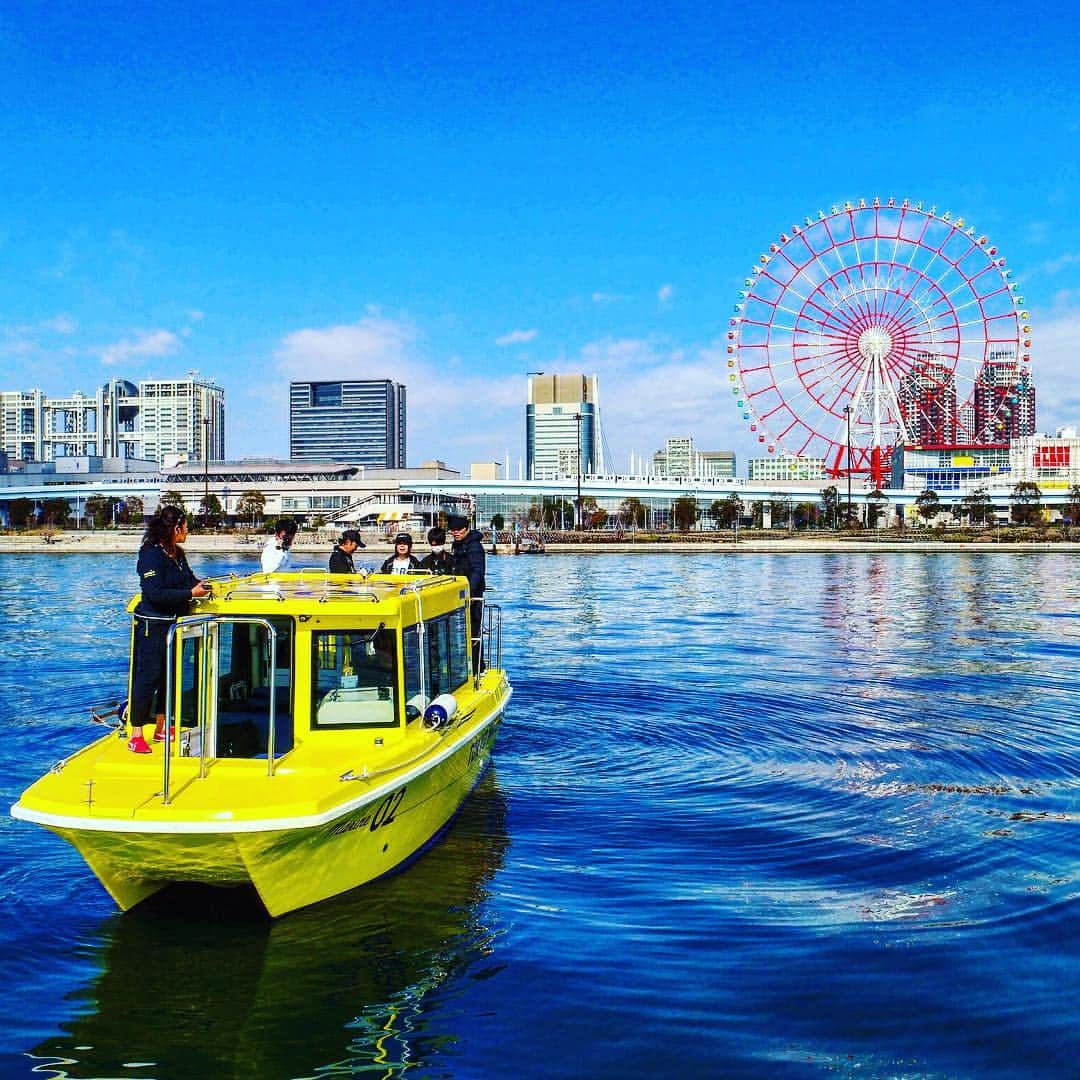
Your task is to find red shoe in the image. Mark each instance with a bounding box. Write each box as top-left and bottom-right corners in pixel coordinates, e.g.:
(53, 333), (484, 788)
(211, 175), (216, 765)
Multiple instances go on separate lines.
(128, 734), (152, 754)
(153, 719), (175, 743)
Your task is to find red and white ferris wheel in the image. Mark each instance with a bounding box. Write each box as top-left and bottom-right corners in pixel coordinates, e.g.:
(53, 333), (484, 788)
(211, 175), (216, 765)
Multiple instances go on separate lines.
(729, 198), (1030, 488)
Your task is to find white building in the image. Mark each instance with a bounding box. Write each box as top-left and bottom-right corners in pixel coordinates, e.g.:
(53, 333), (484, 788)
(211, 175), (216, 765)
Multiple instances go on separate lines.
(653, 437), (735, 479)
(161, 459), (469, 528)
(0, 376), (225, 467)
(134, 378), (225, 466)
(526, 373), (601, 480)
(893, 428), (1080, 496)
(1009, 430), (1080, 491)
(747, 454), (827, 481)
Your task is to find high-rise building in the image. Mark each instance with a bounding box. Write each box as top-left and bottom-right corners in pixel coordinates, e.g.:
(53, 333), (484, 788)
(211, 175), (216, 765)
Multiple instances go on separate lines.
(973, 354), (1035, 443)
(526, 374), (600, 480)
(133, 378), (225, 465)
(652, 437), (735, 478)
(664, 437), (695, 478)
(0, 376), (224, 466)
(289, 379), (406, 466)
(900, 355), (957, 445)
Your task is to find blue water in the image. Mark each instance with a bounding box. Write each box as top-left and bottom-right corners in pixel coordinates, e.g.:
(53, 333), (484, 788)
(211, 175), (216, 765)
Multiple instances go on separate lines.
(1, 552), (1077, 1078)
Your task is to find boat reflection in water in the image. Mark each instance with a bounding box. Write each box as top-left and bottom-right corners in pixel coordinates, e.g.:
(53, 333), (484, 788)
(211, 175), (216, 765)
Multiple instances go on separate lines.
(28, 771), (509, 1080)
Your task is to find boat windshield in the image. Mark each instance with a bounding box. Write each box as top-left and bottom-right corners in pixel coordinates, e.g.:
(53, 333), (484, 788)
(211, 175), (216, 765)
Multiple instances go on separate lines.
(311, 628), (399, 729)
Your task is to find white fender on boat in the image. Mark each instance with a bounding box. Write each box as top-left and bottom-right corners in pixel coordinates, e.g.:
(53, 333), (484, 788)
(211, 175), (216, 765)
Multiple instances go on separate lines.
(423, 694), (458, 729)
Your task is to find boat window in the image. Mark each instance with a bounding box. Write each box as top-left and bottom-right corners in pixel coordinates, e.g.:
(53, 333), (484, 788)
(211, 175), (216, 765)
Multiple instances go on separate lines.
(214, 618), (294, 758)
(448, 607), (469, 687)
(311, 628), (398, 728)
(402, 608), (470, 705)
(404, 626), (422, 704)
(428, 618), (451, 696)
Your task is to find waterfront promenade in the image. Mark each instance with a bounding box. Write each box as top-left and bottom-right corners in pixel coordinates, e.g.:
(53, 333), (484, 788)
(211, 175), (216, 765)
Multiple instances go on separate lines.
(2, 531), (1079, 555)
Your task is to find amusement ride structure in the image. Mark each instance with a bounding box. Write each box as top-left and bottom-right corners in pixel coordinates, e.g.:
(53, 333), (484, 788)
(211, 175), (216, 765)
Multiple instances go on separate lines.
(730, 199), (1030, 488)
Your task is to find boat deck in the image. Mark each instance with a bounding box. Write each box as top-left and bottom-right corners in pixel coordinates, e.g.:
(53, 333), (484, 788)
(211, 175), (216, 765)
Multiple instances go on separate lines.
(23, 668), (510, 830)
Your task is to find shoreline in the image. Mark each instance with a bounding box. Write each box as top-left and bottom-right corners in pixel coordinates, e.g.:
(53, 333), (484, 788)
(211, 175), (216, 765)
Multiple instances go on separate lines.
(1, 533), (1078, 555)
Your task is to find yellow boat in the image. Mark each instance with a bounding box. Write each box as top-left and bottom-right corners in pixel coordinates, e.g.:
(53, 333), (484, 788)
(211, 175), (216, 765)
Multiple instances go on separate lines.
(11, 570), (511, 917)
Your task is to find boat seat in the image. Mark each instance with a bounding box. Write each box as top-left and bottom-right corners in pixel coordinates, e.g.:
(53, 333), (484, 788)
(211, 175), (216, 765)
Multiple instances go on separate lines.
(316, 686), (396, 727)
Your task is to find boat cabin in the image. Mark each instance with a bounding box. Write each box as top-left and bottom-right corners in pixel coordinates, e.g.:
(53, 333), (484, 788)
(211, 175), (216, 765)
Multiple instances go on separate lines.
(128, 570), (498, 775)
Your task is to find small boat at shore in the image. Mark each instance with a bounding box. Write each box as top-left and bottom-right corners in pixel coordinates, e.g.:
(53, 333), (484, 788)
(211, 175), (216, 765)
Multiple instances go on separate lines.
(514, 534), (546, 555)
(11, 570), (511, 917)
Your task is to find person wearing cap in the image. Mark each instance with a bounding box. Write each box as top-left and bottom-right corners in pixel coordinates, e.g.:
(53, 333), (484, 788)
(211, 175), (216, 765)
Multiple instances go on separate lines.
(420, 526), (453, 574)
(448, 513), (486, 668)
(127, 506), (211, 753)
(380, 533), (421, 574)
(261, 518), (298, 573)
(329, 529), (365, 574)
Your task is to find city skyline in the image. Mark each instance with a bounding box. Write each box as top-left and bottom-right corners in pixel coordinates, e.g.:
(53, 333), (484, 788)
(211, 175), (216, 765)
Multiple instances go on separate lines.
(1, 4), (1077, 474)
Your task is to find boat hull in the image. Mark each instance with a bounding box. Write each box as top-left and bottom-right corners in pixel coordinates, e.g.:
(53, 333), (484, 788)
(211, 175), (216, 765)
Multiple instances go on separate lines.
(44, 715), (502, 917)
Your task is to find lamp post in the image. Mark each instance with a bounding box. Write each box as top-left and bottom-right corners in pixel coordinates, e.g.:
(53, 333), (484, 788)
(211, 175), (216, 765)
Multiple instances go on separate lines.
(844, 404), (853, 528)
(202, 416), (211, 529)
(574, 411), (583, 530)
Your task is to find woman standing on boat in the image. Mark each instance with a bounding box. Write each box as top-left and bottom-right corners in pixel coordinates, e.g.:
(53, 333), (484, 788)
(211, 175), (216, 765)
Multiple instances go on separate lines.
(127, 507), (210, 753)
(380, 533), (421, 574)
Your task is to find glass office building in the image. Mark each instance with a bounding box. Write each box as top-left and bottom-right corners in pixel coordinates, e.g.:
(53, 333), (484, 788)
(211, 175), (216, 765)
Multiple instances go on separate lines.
(526, 373), (600, 480)
(289, 380), (406, 466)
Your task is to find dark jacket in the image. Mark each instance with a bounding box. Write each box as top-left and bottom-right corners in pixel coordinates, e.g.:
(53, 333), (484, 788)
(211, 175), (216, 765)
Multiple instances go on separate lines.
(379, 554), (421, 574)
(420, 550), (454, 574)
(451, 529), (486, 597)
(135, 543), (199, 618)
(328, 545), (356, 574)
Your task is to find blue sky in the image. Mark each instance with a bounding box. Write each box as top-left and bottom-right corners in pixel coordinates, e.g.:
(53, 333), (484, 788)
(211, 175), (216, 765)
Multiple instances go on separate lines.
(1, 1), (1077, 473)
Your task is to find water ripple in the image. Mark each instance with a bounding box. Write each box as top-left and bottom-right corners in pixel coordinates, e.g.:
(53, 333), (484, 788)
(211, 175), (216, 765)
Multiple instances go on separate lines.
(1, 551), (1078, 1077)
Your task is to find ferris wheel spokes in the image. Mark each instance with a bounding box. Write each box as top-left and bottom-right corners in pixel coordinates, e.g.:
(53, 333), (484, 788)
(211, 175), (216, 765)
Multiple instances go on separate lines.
(733, 199), (1027, 480)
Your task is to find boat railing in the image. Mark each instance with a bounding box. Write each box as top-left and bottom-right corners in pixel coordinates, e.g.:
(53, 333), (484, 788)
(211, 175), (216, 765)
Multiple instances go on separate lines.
(162, 615), (279, 806)
(218, 579), (382, 603)
(477, 602), (502, 686)
(395, 573), (457, 594)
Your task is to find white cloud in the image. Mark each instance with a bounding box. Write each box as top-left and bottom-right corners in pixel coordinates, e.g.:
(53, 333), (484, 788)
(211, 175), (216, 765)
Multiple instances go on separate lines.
(3, 314), (77, 338)
(270, 314), (522, 468)
(188, 309), (205, 322)
(1025, 221), (1050, 245)
(97, 329), (182, 366)
(40, 314), (77, 335)
(494, 328), (538, 347)
(275, 315), (416, 378)
(560, 335), (750, 469)
(657, 283), (675, 304)
(0, 339), (36, 359)
(1037, 252), (1080, 276)
(258, 315), (757, 472)
(591, 291), (624, 304)
(1030, 306), (1080, 430)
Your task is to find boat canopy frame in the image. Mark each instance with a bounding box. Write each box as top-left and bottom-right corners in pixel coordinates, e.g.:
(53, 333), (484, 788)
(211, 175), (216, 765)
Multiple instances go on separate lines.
(163, 615), (279, 805)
